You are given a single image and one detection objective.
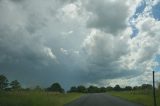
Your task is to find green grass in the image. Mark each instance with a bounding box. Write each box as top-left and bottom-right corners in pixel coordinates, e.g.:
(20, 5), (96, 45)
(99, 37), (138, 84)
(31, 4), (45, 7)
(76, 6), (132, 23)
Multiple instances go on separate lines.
(109, 90), (160, 106)
(0, 91), (84, 106)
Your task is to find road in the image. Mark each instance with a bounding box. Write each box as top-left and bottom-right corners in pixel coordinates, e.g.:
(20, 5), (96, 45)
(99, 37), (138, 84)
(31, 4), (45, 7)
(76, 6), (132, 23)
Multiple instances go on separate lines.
(65, 93), (143, 106)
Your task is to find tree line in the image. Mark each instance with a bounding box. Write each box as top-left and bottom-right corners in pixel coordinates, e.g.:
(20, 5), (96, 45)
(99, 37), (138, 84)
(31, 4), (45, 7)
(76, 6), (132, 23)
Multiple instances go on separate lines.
(68, 84), (154, 93)
(0, 74), (159, 93)
(0, 75), (64, 92)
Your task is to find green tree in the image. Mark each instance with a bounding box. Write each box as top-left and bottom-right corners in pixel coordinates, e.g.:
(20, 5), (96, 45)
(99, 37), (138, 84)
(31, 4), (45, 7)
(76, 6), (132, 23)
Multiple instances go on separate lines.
(106, 86), (113, 91)
(114, 85), (121, 91)
(77, 85), (86, 93)
(133, 86), (139, 90)
(0, 75), (8, 90)
(10, 80), (21, 90)
(124, 86), (132, 91)
(87, 86), (99, 93)
(141, 84), (152, 90)
(99, 87), (106, 92)
(69, 86), (77, 92)
(47, 83), (64, 93)
(34, 85), (43, 91)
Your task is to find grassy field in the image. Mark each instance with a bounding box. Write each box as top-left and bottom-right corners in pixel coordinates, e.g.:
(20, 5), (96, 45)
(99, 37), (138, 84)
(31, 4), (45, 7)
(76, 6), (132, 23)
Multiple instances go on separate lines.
(0, 91), (84, 106)
(109, 90), (160, 106)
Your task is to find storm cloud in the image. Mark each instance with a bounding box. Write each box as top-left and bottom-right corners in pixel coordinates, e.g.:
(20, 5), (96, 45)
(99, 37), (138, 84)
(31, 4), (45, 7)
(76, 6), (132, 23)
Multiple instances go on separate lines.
(0, 0), (160, 90)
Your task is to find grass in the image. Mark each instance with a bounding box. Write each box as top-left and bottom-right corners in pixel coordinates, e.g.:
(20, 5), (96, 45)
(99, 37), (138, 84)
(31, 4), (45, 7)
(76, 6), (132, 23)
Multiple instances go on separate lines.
(109, 90), (160, 106)
(0, 91), (84, 106)
(1, 90), (159, 106)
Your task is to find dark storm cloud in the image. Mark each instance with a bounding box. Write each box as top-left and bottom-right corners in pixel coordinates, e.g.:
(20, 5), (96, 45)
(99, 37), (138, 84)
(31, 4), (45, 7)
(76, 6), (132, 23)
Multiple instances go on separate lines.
(0, 0), (132, 89)
(1, 0), (158, 90)
(0, 0), (89, 89)
(10, 0), (24, 2)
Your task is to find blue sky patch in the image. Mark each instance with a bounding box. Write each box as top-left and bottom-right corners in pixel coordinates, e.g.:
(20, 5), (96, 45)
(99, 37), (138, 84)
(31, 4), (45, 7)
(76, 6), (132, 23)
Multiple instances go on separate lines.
(129, 0), (160, 38)
(152, 2), (160, 20)
(129, 0), (146, 38)
(154, 55), (160, 72)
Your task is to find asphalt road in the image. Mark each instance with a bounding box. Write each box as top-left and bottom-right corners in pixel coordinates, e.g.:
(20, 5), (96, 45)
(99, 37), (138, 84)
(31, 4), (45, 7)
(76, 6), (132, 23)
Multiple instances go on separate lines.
(65, 93), (143, 106)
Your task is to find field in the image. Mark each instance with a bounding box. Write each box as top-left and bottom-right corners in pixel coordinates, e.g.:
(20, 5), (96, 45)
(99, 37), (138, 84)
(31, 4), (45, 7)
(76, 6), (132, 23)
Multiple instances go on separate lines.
(109, 90), (160, 106)
(0, 91), (84, 106)
(0, 90), (160, 106)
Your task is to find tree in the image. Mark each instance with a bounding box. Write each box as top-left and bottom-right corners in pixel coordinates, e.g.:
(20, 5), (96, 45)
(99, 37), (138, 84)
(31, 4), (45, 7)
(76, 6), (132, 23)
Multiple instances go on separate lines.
(10, 80), (21, 90)
(69, 86), (77, 92)
(87, 86), (99, 93)
(47, 83), (64, 93)
(0, 75), (8, 90)
(106, 86), (113, 91)
(124, 86), (132, 91)
(133, 86), (139, 90)
(99, 87), (106, 93)
(34, 85), (43, 91)
(141, 84), (152, 90)
(77, 85), (86, 93)
(114, 85), (121, 91)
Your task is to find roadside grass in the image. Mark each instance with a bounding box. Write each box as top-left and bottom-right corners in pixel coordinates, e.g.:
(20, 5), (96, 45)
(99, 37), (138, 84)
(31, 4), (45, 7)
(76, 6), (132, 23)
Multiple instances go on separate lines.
(0, 91), (84, 106)
(109, 90), (160, 106)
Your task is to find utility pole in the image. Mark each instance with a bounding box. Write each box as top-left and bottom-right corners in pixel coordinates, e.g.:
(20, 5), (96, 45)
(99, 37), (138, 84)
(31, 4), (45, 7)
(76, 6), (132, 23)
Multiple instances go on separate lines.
(153, 71), (157, 106)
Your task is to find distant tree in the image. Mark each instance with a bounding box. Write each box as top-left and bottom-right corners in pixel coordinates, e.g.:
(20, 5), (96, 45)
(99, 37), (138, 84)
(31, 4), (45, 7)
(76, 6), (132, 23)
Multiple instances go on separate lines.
(133, 86), (139, 90)
(47, 83), (64, 93)
(99, 87), (106, 93)
(106, 86), (113, 91)
(0, 75), (8, 90)
(69, 86), (77, 93)
(124, 86), (132, 91)
(34, 85), (43, 91)
(10, 80), (21, 90)
(77, 85), (86, 93)
(87, 86), (99, 93)
(141, 84), (152, 90)
(23, 88), (31, 91)
(114, 85), (121, 91)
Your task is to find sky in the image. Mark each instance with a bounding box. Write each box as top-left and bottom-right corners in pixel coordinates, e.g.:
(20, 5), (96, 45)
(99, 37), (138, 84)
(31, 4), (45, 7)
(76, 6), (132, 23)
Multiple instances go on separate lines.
(0, 0), (160, 90)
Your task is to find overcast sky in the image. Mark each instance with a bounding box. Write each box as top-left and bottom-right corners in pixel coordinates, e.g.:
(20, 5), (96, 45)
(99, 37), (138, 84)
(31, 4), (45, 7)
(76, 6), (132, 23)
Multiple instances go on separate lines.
(0, 0), (160, 90)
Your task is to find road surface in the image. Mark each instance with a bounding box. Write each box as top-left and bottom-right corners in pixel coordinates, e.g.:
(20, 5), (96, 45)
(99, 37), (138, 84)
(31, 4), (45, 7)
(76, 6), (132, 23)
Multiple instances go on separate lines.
(65, 93), (143, 106)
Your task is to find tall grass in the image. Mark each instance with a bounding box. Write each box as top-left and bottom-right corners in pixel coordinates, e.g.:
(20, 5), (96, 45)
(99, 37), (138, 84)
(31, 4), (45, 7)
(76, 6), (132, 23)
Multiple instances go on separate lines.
(0, 91), (84, 106)
(109, 89), (160, 106)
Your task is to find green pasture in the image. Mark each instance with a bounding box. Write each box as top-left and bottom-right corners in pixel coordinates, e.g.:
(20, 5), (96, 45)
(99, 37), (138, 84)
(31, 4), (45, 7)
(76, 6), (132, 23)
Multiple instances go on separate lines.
(0, 91), (84, 106)
(109, 90), (160, 106)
